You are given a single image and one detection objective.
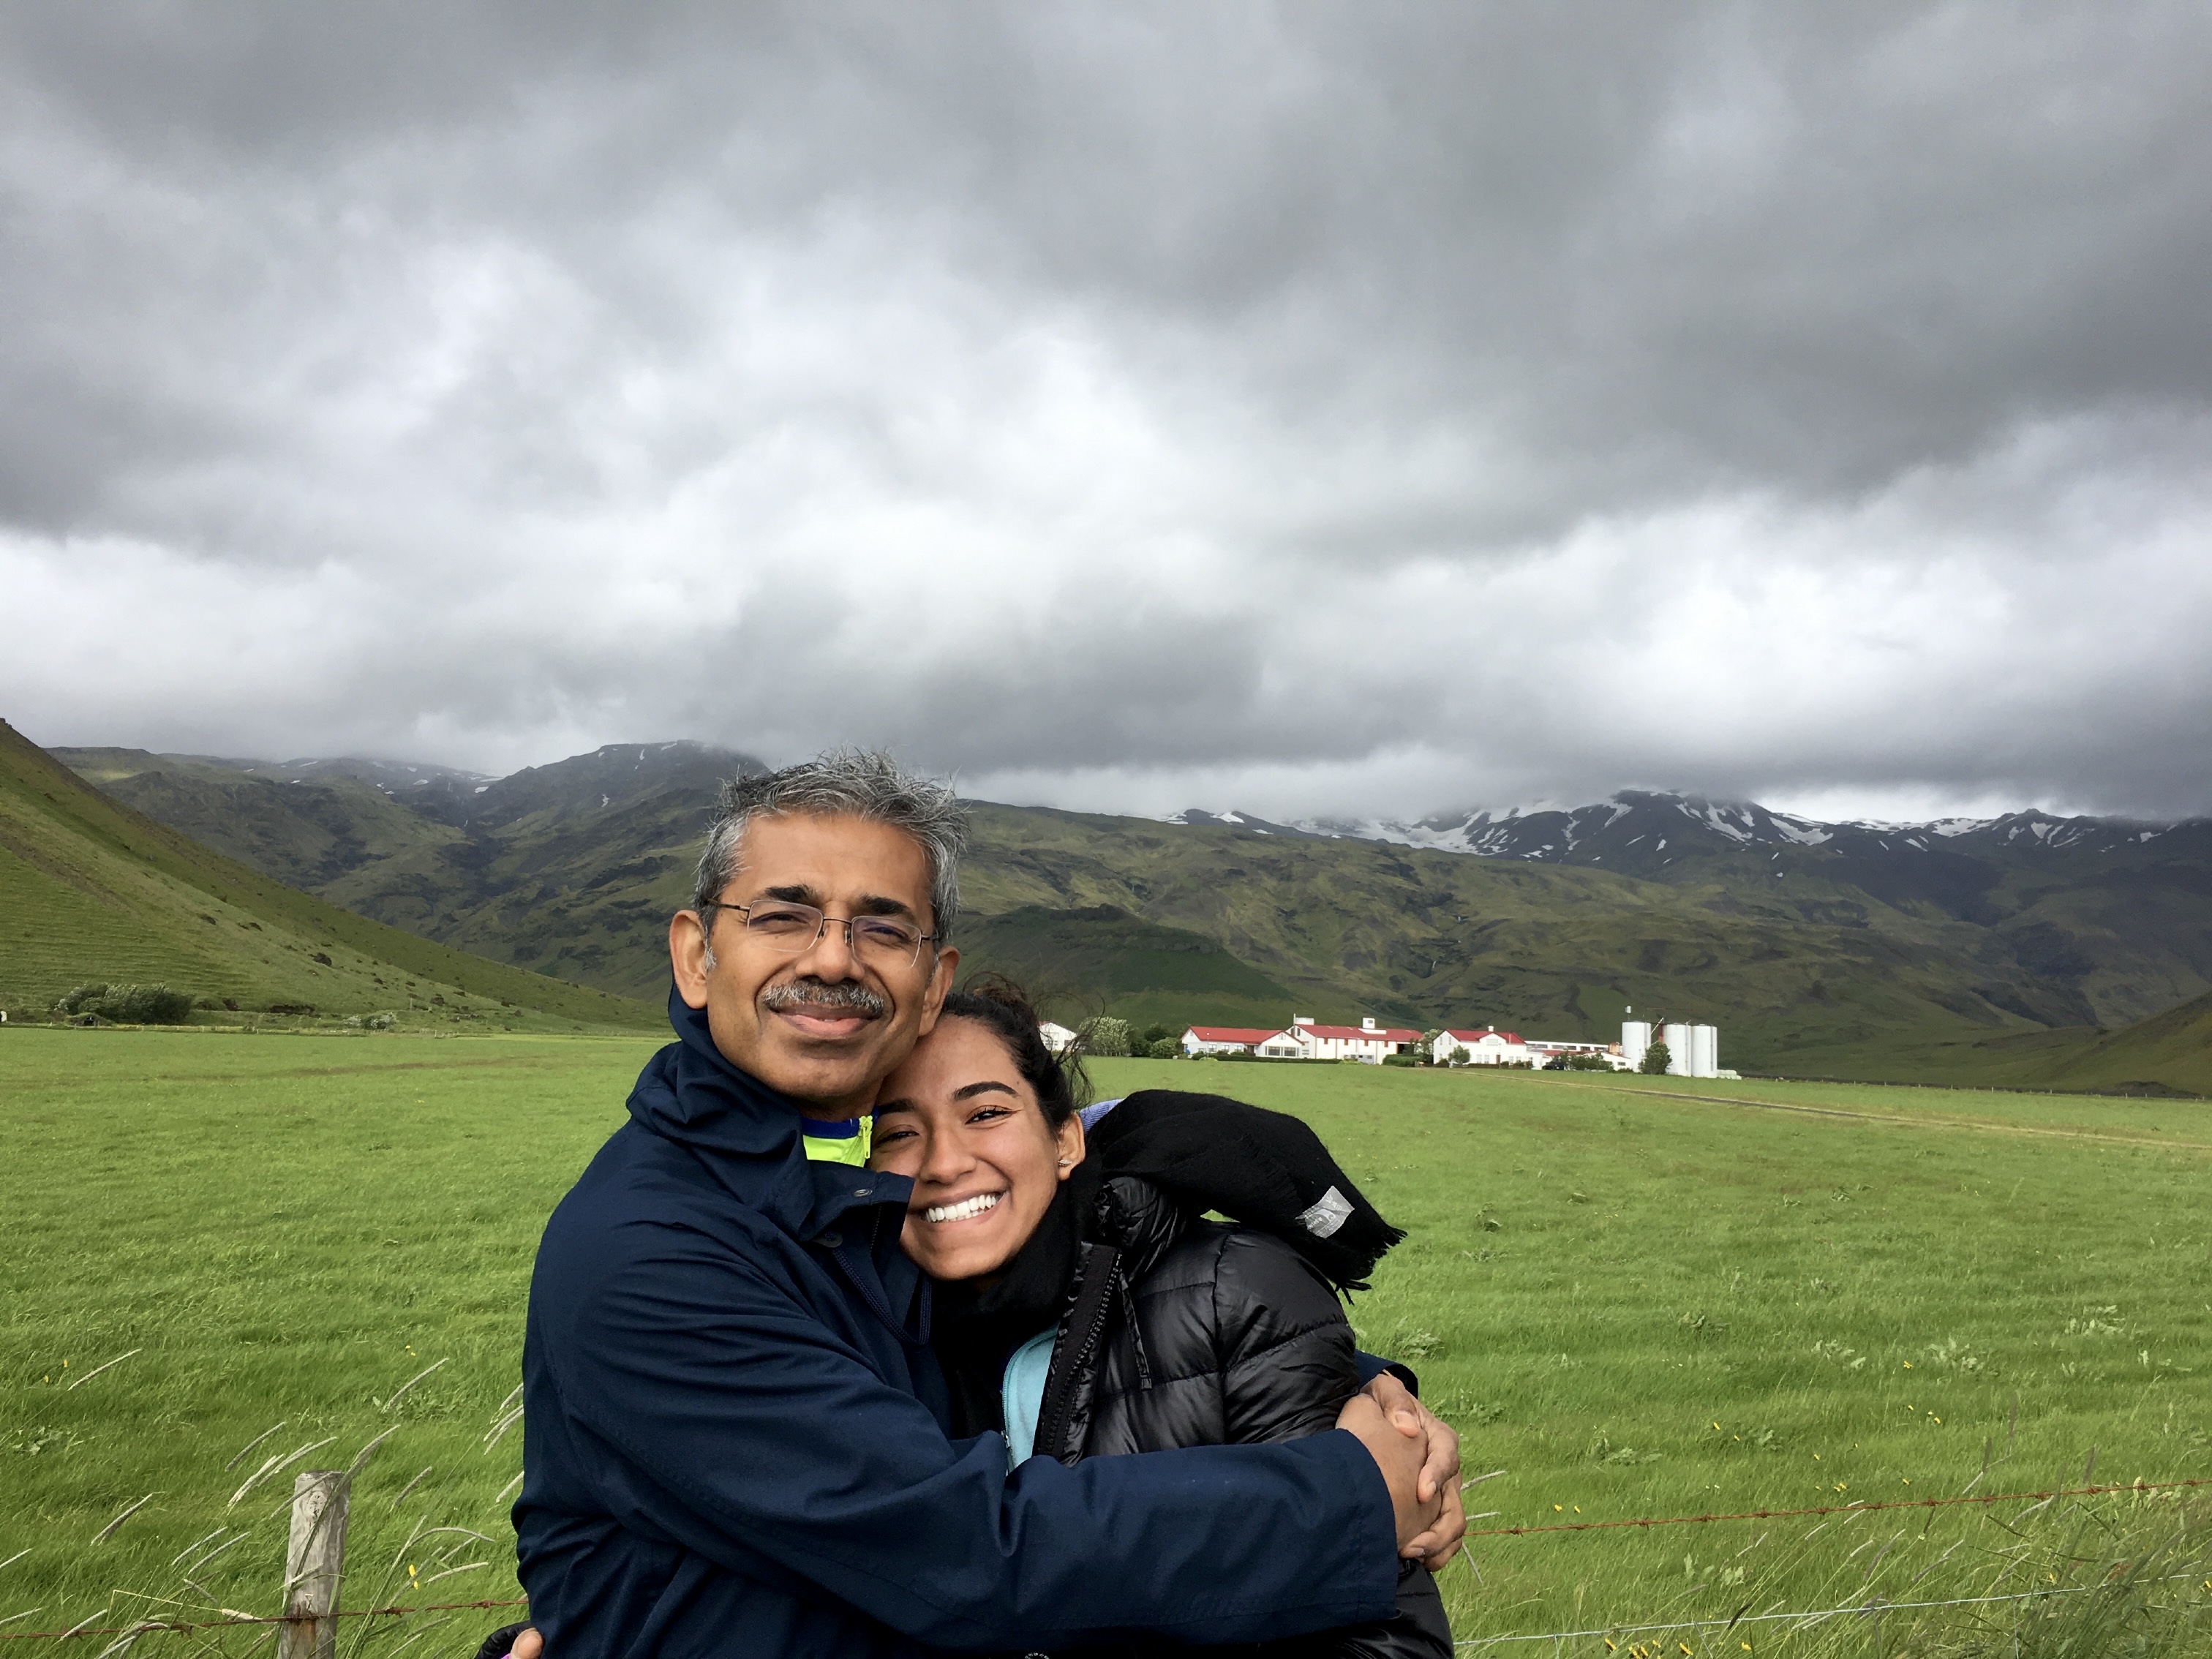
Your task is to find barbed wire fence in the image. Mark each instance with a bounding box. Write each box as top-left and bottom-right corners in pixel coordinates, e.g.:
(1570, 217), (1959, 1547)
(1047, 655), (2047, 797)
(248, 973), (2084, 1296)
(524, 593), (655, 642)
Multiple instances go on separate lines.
(3, 1472), (2206, 1652)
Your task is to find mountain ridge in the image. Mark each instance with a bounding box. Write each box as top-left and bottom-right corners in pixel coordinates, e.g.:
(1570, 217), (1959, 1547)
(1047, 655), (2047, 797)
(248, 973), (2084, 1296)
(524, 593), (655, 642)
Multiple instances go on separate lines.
(1176, 789), (2195, 871)
(44, 737), (2212, 1086)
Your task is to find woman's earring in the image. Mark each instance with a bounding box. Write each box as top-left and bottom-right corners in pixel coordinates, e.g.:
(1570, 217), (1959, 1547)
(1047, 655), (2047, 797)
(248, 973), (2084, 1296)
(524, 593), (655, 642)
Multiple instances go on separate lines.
(1058, 1156), (1073, 1167)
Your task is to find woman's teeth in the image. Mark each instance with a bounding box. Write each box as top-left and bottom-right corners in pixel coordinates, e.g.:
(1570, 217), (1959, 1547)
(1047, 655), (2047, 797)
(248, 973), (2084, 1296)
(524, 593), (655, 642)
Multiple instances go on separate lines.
(925, 1192), (1002, 1224)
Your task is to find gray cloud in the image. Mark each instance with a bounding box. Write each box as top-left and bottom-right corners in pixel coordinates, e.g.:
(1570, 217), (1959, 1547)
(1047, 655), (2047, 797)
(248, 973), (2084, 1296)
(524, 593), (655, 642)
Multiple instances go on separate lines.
(3, 1), (2209, 821)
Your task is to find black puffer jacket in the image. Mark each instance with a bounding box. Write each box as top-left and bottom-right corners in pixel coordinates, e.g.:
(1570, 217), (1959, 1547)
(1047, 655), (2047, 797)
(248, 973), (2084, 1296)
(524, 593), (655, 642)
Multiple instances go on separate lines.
(1029, 1174), (1451, 1659)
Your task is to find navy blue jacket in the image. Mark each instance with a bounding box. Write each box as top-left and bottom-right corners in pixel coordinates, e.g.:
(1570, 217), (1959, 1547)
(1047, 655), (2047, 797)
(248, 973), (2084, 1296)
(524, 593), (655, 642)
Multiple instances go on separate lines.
(516, 994), (1401, 1657)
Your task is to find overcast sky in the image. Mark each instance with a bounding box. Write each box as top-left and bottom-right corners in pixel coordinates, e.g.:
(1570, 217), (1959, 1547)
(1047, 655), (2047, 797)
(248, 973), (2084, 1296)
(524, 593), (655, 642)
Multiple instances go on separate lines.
(3, 3), (2208, 824)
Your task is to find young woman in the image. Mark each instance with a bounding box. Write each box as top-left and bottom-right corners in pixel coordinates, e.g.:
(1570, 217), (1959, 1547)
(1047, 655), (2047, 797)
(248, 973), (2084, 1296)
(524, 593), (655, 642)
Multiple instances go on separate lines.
(868, 982), (1453, 1658)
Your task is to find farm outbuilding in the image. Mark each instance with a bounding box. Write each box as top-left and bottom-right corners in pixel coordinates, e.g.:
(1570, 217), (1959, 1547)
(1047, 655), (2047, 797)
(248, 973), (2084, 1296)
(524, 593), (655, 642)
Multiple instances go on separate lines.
(1432, 1027), (1531, 1066)
(1180, 1025), (1279, 1056)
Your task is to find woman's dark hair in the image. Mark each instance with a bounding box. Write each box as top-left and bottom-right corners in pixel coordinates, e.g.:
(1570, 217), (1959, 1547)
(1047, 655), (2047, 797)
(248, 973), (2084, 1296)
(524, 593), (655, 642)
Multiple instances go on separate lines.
(937, 974), (1090, 1128)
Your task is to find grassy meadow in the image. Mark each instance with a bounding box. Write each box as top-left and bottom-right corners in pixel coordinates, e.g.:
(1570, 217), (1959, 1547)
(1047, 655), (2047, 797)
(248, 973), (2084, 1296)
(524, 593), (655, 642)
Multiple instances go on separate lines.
(4, 1028), (2210, 1653)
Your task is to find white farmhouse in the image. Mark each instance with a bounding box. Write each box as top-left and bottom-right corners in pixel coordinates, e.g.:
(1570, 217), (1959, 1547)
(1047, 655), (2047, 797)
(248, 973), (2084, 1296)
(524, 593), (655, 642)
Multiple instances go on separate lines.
(1038, 1020), (1079, 1053)
(1432, 1026), (1532, 1066)
(1273, 1015), (1422, 1062)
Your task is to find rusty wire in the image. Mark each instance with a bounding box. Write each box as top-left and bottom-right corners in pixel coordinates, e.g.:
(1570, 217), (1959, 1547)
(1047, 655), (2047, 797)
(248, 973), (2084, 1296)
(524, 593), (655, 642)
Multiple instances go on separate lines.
(1465, 1475), (2210, 1538)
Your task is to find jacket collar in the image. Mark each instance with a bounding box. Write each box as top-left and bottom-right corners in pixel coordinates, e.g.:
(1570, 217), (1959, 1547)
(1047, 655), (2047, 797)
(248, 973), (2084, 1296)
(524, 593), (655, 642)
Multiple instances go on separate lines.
(625, 986), (911, 1241)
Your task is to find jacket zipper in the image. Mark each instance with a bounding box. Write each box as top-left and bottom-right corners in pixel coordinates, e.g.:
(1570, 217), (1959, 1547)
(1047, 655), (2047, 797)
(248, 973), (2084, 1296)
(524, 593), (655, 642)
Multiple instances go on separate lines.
(1031, 1241), (1120, 1464)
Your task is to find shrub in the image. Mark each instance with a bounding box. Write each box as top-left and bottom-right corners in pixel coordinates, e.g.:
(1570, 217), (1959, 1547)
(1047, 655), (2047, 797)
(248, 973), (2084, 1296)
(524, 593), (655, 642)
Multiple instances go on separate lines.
(1639, 1040), (1672, 1075)
(1078, 1017), (1133, 1056)
(53, 983), (111, 1015)
(52, 983), (194, 1023)
(97, 985), (197, 1024)
(1146, 1037), (1182, 1059)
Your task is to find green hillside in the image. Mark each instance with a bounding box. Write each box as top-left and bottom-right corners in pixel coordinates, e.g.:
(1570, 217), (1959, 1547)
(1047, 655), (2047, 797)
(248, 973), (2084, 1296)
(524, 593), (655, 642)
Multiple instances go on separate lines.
(59, 748), (464, 889)
(2045, 988), (2212, 1095)
(0, 721), (658, 1030)
(957, 904), (1297, 1028)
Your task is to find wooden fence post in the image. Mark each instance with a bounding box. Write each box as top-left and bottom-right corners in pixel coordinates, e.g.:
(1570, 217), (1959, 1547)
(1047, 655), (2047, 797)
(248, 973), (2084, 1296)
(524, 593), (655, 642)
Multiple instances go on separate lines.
(280, 1470), (350, 1659)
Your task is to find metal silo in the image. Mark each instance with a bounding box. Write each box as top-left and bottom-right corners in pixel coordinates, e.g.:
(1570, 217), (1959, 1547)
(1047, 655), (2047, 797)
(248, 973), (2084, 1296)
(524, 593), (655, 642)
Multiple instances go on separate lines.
(1690, 1024), (1718, 1077)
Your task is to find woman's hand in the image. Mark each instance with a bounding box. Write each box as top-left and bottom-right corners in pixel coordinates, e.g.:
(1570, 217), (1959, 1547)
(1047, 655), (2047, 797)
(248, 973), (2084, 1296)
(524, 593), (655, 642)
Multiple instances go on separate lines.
(1357, 1372), (1467, 1568)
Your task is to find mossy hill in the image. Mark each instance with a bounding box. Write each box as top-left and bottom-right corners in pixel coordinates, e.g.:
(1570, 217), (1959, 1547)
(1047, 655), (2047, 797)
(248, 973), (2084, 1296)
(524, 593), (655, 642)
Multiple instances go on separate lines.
(1, 721), (658, 1031)
(46, 737), (2212, 1091)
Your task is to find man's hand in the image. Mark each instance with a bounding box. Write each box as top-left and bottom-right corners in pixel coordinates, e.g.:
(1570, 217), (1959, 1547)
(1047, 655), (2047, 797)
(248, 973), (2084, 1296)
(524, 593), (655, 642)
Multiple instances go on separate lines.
(1333, 1393), (1443, 1551)
(508, 1630), (541, 1659)
(1359, 1372), (1467, 1568)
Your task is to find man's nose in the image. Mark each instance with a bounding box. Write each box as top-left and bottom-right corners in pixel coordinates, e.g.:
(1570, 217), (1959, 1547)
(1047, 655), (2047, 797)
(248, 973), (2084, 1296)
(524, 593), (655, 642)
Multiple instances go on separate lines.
(795, 915), (860, 979)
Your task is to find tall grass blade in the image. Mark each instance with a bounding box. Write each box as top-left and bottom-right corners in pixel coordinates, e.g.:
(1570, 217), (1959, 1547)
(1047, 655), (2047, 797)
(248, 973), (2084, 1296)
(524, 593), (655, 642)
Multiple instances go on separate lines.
(225, 1421), (288, 1472)
(376, 1359), (448, 1413)
(227, 1437), (336, 1506)
(347, 1427), (396, 1476)
(65, 1349), (143, 1391)
(91, 1494), (156, 1544)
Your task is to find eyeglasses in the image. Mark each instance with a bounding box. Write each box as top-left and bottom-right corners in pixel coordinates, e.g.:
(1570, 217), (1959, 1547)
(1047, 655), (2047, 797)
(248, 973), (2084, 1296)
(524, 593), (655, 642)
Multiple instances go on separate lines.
(700, 900), (938, 968)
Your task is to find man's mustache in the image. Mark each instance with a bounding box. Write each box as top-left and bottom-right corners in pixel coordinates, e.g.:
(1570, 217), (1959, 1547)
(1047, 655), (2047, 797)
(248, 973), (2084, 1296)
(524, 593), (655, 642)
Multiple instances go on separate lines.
(761, 978), (889, 1020)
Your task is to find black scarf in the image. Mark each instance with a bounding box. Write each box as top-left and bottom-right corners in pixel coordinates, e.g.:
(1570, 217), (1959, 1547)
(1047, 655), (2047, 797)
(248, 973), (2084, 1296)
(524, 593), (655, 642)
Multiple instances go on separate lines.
(1086, 1088), (1404, 1291)
(928, 1088), (1400, 1438)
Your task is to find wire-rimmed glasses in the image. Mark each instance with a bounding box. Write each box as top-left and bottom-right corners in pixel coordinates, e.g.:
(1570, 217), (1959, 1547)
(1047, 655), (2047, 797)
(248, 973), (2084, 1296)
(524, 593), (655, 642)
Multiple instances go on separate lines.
(699, 899), (938, 969)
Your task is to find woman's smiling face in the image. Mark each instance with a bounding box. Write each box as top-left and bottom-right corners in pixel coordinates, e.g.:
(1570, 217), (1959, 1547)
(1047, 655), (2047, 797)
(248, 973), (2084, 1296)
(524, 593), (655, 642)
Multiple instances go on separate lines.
(868, 1015), (1084, 1282)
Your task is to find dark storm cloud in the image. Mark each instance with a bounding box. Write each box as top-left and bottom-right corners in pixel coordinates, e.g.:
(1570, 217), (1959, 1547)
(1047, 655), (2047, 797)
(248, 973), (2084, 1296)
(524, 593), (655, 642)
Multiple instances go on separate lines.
(2, 2), (2208, 819)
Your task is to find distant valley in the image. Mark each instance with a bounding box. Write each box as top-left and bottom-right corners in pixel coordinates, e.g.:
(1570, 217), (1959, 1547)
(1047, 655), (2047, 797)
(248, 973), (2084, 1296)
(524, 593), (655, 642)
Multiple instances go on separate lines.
(43, 737), (2212, 1092)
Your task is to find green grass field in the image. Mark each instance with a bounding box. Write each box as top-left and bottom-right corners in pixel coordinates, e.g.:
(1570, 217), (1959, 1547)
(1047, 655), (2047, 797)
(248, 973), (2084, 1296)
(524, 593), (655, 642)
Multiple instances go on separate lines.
(4, 1031), (2209, 1653)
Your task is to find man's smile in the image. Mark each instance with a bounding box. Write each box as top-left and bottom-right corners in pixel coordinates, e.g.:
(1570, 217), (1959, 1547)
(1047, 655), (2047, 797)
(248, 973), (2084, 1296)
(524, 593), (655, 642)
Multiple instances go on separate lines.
(770, 1006), (878, 1040)
(757, 975), (892, 1044)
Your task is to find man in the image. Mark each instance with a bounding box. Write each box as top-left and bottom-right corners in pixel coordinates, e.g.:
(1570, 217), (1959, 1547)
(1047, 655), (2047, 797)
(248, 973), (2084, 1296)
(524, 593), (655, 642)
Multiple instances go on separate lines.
(516, 752), (1463, 1656)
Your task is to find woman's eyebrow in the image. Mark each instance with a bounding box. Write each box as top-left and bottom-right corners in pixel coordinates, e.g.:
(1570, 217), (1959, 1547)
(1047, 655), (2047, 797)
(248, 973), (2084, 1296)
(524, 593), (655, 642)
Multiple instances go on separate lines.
(951, 1080), (1017, 1102)
(874, 1096), (915, 1116)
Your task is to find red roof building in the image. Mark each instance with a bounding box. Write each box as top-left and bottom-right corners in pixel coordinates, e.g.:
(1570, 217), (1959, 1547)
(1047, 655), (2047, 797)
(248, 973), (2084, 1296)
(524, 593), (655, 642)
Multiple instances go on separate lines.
(1181, 1026), (1282, 1055)
(1268, 1017), (1421, 1061)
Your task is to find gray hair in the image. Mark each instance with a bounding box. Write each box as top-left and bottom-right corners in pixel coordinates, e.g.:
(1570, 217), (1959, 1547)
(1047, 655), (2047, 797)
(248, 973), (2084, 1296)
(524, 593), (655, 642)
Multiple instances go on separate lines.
(693, 749), (966, 948)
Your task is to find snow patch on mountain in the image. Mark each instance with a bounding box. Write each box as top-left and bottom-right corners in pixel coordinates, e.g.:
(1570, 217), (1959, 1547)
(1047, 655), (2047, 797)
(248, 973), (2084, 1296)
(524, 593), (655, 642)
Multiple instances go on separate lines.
(1165, 791), (2186, 864)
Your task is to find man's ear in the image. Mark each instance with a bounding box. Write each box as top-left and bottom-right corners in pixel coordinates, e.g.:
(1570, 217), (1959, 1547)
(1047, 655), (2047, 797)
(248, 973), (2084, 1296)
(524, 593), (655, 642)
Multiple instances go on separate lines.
(1055, 1110), (1086, 1179)
(670, 909), (711, 1009)
(912, 944), (959, 1035)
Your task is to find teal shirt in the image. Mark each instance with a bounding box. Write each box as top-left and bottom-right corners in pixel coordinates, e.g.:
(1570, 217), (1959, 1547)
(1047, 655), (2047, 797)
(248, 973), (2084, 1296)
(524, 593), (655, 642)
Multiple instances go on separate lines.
(999, 1328), (1057, 1470)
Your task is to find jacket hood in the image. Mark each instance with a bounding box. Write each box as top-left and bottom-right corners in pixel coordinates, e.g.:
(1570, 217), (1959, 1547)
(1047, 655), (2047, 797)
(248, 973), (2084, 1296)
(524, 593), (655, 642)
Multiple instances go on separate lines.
(626, 985), (908, 1239)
